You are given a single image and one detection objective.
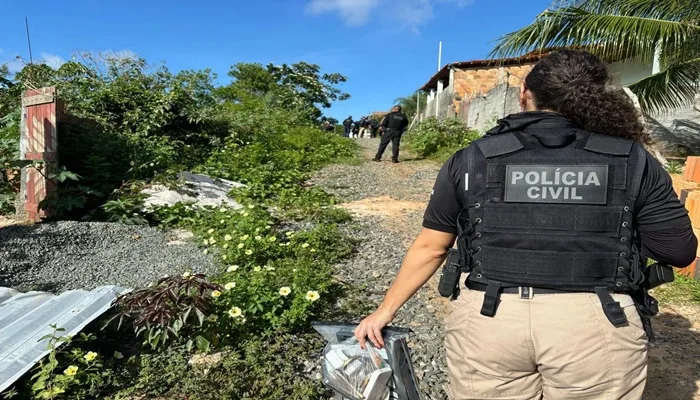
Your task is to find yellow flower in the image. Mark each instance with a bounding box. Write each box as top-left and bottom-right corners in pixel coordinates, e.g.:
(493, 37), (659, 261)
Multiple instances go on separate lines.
(224, 234), (233, 241)
(240, 235), (249, 241)
(305, 290), (320, 302)
(207, 228), (215, 234)
(243, 212), (250, 217)
(227, 265), (239, 272)
(207, 314), (218, 322)
(255, 235), (262, 241)
(84, 352), (98, 362)
(211, 290), (222, 298)
(310, 249), (317, 253)
(220, 219), (225, 224)
(286, 232), (293, 237)
(113, 351), (124, 360)
(203, 239), (209, 245)
(301, 243), (310, 248)
(209, 237), (217, 244)
(279, 287), (292, 296)
(237, 243), (245, 249)
(248, 204), (255, 209)
(63, 365), (79, 376)
(253, 266), (262, 272)
(224, 282), (236, 291)
(269, 236), (277, 242)
(228, 307), (243, 318)
(223, 244), (229, 249)
(245, 250), (253, 255)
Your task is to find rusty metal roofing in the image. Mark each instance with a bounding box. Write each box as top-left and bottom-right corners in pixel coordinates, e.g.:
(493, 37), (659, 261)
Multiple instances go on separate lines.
(0, 285), (128, 393)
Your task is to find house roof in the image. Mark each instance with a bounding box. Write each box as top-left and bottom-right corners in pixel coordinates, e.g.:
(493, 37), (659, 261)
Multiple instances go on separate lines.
(419, 50), (555, 92)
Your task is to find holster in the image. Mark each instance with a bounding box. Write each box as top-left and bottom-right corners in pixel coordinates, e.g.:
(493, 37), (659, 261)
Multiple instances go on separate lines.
(438, 249), (463, 300)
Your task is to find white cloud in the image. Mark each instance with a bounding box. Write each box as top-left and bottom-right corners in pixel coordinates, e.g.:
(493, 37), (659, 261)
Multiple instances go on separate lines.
(306, 0), (473, 30)
(39, 52), (66, 69)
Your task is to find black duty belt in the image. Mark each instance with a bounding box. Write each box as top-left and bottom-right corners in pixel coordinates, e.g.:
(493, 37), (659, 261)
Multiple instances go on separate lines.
(465, 279), (569, 296)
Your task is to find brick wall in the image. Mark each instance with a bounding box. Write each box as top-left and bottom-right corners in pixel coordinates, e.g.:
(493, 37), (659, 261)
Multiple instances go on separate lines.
(453, 64), (535, 100)
(671, 156), (700, 279)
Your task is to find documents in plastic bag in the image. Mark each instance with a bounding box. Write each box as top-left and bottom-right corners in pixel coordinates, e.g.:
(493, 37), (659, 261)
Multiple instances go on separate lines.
(312, 322), (423, 400)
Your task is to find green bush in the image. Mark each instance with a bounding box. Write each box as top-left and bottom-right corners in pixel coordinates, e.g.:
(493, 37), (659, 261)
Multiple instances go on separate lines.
(404, 117), (480, 160)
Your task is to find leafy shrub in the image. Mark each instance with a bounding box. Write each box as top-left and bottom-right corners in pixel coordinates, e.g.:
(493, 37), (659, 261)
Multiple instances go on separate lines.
(106, 274), (222, 352)
(115, 333), (331, 400)
(404, 117), (480, 160)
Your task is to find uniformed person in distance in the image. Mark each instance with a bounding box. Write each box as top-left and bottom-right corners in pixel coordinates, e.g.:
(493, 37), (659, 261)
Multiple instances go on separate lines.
(373, 105), (409, 163)
(354, 50), (697, 399)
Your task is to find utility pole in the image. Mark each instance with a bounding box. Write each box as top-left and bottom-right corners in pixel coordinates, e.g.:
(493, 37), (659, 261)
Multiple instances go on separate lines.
(25, 16), (34, 64)
(438, 41), (442, 71)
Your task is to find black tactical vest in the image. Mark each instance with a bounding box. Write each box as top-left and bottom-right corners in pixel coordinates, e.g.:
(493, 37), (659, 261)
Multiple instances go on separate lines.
(456, 128), (648, 324)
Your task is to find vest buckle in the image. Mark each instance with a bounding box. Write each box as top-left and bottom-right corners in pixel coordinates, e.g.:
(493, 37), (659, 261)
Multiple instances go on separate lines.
(519, 286), (534, 299)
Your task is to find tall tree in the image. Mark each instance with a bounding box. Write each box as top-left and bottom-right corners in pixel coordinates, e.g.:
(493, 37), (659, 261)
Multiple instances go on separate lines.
(491, 0), (700, 114)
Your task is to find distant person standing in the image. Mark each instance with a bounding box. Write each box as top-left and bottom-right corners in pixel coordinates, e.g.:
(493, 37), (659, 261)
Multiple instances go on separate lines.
(373, 106), (408, 163)
(343, 116), (353, 138)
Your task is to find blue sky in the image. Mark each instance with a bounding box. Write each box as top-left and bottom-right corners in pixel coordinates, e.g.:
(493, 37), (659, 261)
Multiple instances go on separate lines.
(1, 0), (552, 121)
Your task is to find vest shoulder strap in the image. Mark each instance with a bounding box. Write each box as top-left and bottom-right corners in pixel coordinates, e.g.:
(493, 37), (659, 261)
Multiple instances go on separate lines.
(474, 133), (524, 158)
(583, 133), (634, 156)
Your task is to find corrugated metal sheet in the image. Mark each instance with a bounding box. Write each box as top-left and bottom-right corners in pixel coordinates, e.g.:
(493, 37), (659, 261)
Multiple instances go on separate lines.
(0, 285), (128, 393)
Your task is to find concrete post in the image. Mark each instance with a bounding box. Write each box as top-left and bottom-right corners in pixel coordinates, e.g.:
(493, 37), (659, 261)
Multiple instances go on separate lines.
(436, 80), (444, 118)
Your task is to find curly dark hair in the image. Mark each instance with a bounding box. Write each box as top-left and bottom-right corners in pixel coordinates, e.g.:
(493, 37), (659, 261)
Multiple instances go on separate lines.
(525, 50), (652, 145)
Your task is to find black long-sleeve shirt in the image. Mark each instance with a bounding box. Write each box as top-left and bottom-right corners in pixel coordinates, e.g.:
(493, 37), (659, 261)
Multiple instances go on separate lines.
(422, 114), (697, 268)
(380, 112), (409, 132)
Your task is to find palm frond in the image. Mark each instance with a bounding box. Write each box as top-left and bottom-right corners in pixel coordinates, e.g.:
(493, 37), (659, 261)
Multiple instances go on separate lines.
(491, 0), (700, 62)
(628, 58), (700, 114)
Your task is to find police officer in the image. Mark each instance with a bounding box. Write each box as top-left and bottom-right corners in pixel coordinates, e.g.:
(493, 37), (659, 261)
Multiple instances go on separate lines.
(343, 116), (353, 138)
(373, 105), (409, 163)
(354, 50), (698, 399)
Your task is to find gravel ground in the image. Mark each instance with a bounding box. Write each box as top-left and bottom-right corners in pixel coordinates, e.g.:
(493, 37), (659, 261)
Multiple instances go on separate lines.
(312, 138), (452, 400)
(0, 221), (217, 293)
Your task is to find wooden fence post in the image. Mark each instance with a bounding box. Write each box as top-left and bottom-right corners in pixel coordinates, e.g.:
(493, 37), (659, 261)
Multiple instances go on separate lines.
(16, 87), (61, 222)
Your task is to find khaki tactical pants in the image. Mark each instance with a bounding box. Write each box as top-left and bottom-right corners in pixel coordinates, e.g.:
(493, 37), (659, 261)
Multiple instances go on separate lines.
(444, 285), (649, 400)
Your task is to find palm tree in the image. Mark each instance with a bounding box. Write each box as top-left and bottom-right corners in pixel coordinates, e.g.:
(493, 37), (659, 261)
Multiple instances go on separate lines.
(491, 0), (700, 115)
(394, 91), (429, 120)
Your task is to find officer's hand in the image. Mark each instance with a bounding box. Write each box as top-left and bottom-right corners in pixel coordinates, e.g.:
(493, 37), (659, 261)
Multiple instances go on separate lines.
(353, 308), (395, 350)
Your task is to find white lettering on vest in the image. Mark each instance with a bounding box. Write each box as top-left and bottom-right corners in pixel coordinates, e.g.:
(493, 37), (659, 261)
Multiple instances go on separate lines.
(527, 187), (540, 199)
(562, 172), (576, 185)
(584, 172), (601, 186)
(525, 172), (538, 185)
(512, 171), (524, 184)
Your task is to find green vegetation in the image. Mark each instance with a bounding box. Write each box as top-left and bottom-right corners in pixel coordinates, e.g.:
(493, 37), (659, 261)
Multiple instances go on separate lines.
(404, 117), (480, 161)
(492, 0), (700, 115)
(653, 272), (700, 305)
(0, 52), (359, 399)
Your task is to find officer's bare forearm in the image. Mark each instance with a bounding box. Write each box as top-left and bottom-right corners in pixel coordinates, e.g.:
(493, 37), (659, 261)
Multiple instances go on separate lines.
(377, 229), (456, 316)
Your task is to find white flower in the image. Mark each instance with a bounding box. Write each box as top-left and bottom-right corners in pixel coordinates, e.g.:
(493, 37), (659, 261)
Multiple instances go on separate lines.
(245, 250), (253, 255)
(243, 212), (250, 217)
(301, 243), (310, 248)
(209, 237), (217, 244)
(207, 314), (218, 322)
(203, 239), (209, 246)
(269, 236), (277, 242)
(238, 243), (245, 249)
(182, 271), (191, 278)
(208, 229), (215, 234)
(220, 219), (225, 224)
(253, 266), (262, 272)
(211, 290), (222, 298)
(310, 248), (317, 253)
(228, 307), (243, 318)
(224, 234), (233, 241)
(227, 265), (239, 272)
(223, 244), (229, 249)
(113, 351), (124, 360)
(286, 232), (293, 237)
(219, 208), (227, 213)
(255, 235), (262, 241)
(203, 249), (209, 254)
(248, 205), (255, 209)
(279, 287), (291, 296)
(224, 282), (236, 290)
(305, 290), (320, 302)
(240, 235), (249, 241)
